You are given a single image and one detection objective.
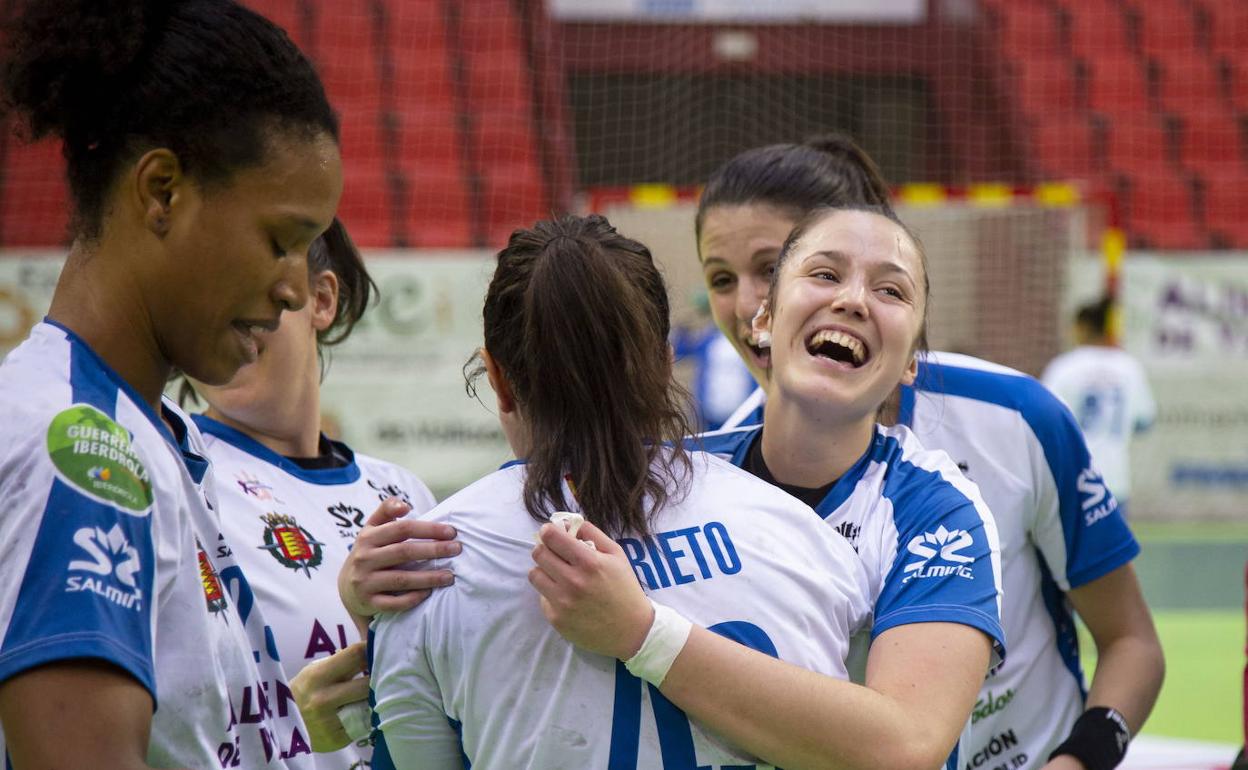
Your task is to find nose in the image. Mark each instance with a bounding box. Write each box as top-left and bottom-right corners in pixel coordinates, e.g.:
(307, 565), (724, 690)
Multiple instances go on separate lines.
(273, 254), (310, 313)
(736, 276), (768, 324)
(830, 276), (869, 319)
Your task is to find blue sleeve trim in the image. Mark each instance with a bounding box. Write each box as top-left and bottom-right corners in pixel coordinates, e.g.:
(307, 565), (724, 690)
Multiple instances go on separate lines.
(0, 631), (156, 703)
(1065, 537), (1141, 590)
(870, 604), (1007, 666)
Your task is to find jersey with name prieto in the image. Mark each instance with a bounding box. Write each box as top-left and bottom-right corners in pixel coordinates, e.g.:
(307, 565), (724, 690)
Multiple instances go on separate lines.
(370, 451), (873, 770)
(0, 321), (306, 768)
(195, 414), (437, 770)
(720, 351), (1141, 769)
(1041, 345), (1156, 501)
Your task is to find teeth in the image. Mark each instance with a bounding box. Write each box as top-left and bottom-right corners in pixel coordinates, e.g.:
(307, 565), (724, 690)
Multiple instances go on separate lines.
(810, 329), (865, 364)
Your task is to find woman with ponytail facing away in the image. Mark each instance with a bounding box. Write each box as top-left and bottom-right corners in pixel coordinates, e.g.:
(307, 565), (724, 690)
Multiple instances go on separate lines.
(368, 215), (874, 769)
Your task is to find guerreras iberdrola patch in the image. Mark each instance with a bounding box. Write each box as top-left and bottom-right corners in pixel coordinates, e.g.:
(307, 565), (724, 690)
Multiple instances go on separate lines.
(46, 404), (154, 515)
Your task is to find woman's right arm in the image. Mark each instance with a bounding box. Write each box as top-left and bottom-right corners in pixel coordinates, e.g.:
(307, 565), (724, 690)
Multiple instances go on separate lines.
(531, 521), (991, 770)
(0, 661), (173, 770)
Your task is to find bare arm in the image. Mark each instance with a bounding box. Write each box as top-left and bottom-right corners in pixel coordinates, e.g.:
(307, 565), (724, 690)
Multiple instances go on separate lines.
(1041, 563), (1164, 770)
(531, 521), (991, 770)
(0, 660), (174, 770)
(338, 497), (460, 637)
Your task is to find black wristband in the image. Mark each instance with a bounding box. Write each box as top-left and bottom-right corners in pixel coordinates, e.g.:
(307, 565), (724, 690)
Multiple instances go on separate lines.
(1049, 707), (1131, 770)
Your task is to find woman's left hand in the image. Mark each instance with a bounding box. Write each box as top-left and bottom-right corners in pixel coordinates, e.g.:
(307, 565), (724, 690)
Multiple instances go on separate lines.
(528, 520), (653, 661)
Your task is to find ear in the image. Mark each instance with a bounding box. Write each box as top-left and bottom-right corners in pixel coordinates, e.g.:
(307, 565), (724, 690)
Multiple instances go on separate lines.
(132, 148), (187, 238)
(309, 270), (339, 333)
(481, 348), (517, 415)
(899, 352), (919, 386)
(751, 300), (773, 348)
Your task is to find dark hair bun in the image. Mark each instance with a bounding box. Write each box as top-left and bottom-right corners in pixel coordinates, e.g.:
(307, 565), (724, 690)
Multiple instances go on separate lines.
(1, 0), (170, 142)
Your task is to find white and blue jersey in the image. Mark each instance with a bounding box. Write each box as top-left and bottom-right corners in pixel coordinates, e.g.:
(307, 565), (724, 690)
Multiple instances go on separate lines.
(369, 450), (873, 769)
(0, 321), (309, 768)
(723, 351), (1140, 769)
(196, 414), (437, 770)
(694, 421), (1006, 673)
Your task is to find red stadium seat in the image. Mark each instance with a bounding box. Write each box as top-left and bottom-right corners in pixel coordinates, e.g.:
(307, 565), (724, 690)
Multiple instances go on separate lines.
(0, 138), (70, 247)
(389, 0), (456, 111)
(1008, 55), (1079, 118)
(1083, 55), (1151, 114)
(1227, 58), (1248, 114)
(404, 161), (472, 248)
(480, 166), (548, 248)
(1028, 113), (1102, 179)
(1154, 54), (1227, 116)
(395, 107), (462, 165)
(459, 0), (525, 58)
(1203, 170), (1248, 247)
(1122, 171), (1202, 249)
(1178, 110), (1244, 175)
(992, 1), (1063, 57)
(1058, 0), (1132, 58)
(471, 109), (540, 170)
(313, 0), (378, 100)
(336, 165), (394, 248)
(1103, 115), (1172, 174)
(1129, 0), (1199, 57)
(1198, 1), (1248, 59)
(466, 49), (532, 113)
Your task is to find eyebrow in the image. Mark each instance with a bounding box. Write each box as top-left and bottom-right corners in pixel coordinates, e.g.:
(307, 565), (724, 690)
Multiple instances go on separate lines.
(805, 250), (918, 287)
(701, 246), (780, 269)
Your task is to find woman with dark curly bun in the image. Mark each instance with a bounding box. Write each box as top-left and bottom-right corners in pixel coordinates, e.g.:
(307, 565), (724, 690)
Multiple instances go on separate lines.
(0, 1), (345, 767)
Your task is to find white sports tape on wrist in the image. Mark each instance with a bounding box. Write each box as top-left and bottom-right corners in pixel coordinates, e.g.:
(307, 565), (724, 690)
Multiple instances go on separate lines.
(623, 600), (693, 687)
(337, 701), (373, 743)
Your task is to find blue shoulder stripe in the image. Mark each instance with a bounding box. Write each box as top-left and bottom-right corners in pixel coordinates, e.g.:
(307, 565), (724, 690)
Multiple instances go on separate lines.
(0, 333), (158, 701)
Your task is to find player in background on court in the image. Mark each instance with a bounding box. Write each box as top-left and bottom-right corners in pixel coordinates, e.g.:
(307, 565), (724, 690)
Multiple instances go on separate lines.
(532, 205), (1006, 770)
(370, 215), (874, 769)
(185, 219), (443, 767)
(1042, 296), (1156, 514)
(0, 0), (345, 765)
(704, 137), (1163, 770)
(671, 291), (756, 430)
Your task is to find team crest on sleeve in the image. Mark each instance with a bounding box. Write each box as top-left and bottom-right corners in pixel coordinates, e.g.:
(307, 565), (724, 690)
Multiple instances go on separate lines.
(901, 525), (975, 583)
(45, 404), (154, 515)
(258, 513), (325, 577)
(197, 539), (229, 616)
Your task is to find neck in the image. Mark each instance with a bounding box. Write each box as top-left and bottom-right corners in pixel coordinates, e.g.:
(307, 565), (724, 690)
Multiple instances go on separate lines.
(47, 242), (170, 412)
(205, 401), (323, 458)
(759, 390), (876, 488)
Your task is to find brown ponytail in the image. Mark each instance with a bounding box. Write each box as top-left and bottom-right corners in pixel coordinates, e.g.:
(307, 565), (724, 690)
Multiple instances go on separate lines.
(467, 214), (693, 538)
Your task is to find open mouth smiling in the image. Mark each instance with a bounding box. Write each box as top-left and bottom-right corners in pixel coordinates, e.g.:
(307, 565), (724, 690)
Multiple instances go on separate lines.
(805, 328), (868, 368)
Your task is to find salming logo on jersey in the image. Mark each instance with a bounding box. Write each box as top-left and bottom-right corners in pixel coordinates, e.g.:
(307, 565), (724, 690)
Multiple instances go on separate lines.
(1077, 467), (1120, 526)
(197, 539), (229, 616)
(65, 523), (143, 611)
(258, 513), (325, 577)
(367, 478), (411, 506)
(901, 525), (975, 583)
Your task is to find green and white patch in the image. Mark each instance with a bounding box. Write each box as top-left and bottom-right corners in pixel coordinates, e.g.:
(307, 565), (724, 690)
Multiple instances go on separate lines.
(46, 404), (154, 515)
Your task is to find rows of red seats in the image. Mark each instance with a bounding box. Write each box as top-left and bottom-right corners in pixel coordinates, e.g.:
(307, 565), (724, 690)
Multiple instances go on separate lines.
(988, 0), (1248, 248)
(0, 0), (550, 249)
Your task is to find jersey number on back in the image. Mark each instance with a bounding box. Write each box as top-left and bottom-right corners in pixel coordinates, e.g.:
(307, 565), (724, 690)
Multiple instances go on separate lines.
(606, 621), (778, 770)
